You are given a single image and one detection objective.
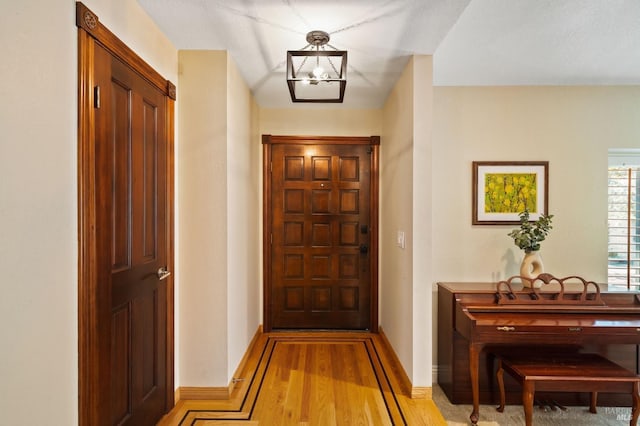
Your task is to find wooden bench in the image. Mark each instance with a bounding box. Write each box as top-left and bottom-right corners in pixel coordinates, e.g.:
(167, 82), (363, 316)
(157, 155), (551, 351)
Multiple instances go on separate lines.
(495, 350), (640, 426)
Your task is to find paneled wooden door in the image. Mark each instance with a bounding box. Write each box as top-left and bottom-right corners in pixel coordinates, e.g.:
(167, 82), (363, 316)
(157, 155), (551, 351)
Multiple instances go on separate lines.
(263, 136), (379, 331)
(77, 4), (175, 426)
(102, 46), (169, 426)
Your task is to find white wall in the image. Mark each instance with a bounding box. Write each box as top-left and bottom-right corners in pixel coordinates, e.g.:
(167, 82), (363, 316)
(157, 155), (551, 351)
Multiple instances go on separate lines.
(0, 0), (177, 424)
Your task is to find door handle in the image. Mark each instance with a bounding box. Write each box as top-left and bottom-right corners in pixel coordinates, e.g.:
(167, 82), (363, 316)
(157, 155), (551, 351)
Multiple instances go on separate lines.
(359, 244), (368, 254)
(157, 267), (171, 281)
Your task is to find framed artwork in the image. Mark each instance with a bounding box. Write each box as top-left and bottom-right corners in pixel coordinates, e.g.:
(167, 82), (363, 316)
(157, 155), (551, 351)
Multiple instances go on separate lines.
(472, 161), (549, 225)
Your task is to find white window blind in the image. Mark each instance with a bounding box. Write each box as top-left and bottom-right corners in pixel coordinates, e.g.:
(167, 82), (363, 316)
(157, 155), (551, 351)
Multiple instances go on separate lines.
(608, 150), (640, 289)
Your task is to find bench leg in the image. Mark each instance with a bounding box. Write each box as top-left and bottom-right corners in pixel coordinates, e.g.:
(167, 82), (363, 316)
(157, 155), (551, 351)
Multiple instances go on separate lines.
(496, 359), (505, 413)
(631, 381), (639, 426)
(589, 391), (597, 414)
(522, 380), (535, 426)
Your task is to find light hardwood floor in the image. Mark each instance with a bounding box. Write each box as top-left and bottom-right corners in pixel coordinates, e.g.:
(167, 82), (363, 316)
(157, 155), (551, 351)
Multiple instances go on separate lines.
(158, 332), (446, 425)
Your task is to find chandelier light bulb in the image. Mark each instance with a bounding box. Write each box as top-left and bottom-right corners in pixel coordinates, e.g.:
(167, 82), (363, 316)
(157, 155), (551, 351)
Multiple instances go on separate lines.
(312, 66), (325, 79)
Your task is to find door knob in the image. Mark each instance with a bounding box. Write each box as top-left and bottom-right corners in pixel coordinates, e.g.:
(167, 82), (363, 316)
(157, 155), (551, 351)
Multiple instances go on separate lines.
(359, 244), (368, 254)
(157, 267), (171, 281)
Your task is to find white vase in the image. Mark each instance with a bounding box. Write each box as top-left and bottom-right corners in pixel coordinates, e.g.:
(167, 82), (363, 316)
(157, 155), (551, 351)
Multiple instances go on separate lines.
(520, 250), (544, 288)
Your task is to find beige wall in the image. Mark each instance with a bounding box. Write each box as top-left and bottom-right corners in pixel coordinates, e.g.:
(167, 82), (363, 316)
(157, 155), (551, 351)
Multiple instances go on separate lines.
(178, 50), (229, 386)
(1, 1), (77, 423)
(85, 0), (177, 80)
(432, 86), (640, 283)
(380, 56), (435, 386)
(0, 0), (177, 424)
(226, 56), (262, 376)
(430, 85), (640, 377)
(381, 59), (415, 378)
(411, 56), (434, 386)
(178, 50), (262, 386)
(260, 108), (382, 137)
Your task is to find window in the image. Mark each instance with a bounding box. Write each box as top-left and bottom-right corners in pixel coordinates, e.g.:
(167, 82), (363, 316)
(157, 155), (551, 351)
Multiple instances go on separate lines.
(608, 150), (640, 289)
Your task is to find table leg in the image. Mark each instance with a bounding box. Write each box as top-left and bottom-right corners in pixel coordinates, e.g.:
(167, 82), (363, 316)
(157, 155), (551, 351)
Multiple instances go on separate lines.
(589, 391), (597, 414)
(496, 358), (505, 413)
(469, 343), (482, 425)
(522, 380), (534, 426)
(631, 381), (639, 426)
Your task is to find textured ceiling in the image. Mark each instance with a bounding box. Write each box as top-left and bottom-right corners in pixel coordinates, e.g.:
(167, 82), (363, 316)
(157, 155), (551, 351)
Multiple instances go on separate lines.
(137, 0), (640, 108)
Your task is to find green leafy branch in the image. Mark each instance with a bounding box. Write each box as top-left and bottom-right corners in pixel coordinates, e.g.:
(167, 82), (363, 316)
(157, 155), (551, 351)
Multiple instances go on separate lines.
(507, 210), (553, 253)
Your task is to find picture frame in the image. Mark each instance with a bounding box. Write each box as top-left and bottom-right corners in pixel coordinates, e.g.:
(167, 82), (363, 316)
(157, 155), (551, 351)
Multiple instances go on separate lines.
(472, 161), (549, 225)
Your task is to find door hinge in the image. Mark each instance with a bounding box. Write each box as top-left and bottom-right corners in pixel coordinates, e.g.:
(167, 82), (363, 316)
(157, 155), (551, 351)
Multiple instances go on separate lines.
(93, 86), (100, 109)
(270, 233), (273, 244)
(367, 146), (372, 154)
(270, 161), (273, 172)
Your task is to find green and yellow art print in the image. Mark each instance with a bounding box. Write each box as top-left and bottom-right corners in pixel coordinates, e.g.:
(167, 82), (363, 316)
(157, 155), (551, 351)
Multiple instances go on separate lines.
(484, 173), (537, 213)
(472, 161), (548, 225)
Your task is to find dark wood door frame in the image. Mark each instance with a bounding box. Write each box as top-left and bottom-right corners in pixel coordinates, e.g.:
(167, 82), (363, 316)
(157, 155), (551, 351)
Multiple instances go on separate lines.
(76, 3), (176, 425)
(262, 135), (380, 332)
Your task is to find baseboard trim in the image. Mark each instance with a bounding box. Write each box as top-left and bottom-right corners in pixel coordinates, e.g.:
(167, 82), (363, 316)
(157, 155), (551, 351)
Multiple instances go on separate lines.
(229, 325), (263, 395)
(377, 327), (432, 400)
(176, 386), (229, 400)
(175, 325), (264, 402)
(411, 386), (432, 399)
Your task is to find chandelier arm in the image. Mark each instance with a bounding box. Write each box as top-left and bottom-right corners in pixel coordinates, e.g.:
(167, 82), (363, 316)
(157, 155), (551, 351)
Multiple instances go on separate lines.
(295, 56), (309, 76)
(325, 43), (340, 51)
(326, 57), (340, 77)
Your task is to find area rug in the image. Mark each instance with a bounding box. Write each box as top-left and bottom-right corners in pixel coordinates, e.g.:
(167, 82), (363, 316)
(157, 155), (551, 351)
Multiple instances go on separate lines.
(432, 384), (632, 425)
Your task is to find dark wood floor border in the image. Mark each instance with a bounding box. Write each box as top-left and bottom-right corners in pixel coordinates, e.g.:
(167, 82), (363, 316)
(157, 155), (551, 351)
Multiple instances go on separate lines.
(177, 338), (275, 424)
(180, 333), (410, 425)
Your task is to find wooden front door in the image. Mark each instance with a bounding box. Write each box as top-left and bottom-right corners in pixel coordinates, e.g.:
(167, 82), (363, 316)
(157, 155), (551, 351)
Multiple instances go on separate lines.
(77, 4), (175, 425)
(263, 136), (379, 331)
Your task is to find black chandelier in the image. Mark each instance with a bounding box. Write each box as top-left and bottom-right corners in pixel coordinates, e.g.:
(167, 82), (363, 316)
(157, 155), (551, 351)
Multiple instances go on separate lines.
(286, 30), (347, 103)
